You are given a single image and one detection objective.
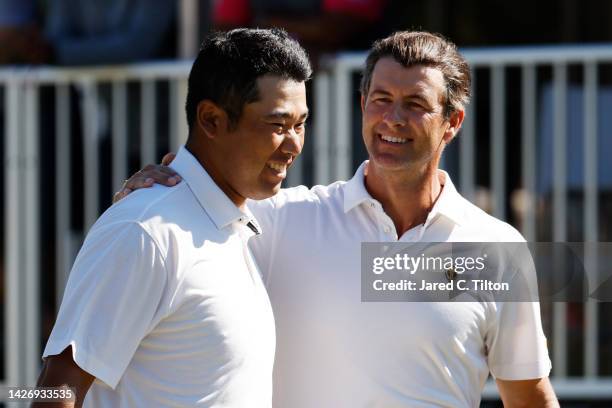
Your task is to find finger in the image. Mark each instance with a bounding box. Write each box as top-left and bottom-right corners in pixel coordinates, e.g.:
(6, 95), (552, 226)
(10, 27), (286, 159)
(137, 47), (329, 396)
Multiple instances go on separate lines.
(139, 164), (181, 184)
(124, 176), (158, 190)
(161, 152), (177, 166)
(140, 169), (180, 186)
(154, 165), (182, 183)
(112, 188), (132, 204)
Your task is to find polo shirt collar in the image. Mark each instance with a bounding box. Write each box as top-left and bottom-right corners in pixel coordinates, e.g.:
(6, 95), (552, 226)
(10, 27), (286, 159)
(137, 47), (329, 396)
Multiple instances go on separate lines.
(426, 170), (464, 227)
(171, 146), (260, 232)
(343, 161), (371, 213)
(343, 161), (464, 226)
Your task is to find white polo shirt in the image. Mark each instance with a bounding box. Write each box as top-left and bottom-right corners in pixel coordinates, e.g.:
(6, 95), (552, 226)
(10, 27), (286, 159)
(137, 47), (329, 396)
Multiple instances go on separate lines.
(44, 147), (275, 407)
(248, 161), (551, 408)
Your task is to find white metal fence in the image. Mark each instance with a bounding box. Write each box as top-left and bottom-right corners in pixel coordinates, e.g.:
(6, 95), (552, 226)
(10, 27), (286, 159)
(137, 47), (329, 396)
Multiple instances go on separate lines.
(1, 44), (612, 399)
(1, 62), (192, 388)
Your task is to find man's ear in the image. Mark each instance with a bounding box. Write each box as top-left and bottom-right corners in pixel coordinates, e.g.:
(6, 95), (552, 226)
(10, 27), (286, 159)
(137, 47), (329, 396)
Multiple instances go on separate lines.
(360, 94), (366, 114)
(443, 109), (465, 143)
(196, 100), (226, 139)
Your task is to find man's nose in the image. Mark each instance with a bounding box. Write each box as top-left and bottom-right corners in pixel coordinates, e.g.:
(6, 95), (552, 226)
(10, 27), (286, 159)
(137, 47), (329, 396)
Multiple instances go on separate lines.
(281, 128), (303, 156)
(382, 104), (406, 127)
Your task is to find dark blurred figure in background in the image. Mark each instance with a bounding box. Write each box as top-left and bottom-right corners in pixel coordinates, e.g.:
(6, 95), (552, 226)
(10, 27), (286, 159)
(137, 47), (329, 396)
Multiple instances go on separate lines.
(0, 0), (50, 64)
(213, 0), (387, 65)
(41, 0), (179, 213)
(45, 0), (176, 65)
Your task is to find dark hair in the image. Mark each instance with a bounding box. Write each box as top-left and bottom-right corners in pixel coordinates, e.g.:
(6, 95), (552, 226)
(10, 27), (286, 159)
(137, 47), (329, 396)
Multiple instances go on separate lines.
(186, 28), (312, 133)
(360, 31), (471, 116)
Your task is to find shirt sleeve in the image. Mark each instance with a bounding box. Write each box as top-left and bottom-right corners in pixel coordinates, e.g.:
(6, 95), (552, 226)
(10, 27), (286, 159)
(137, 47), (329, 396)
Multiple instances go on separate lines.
(43, 222), (168, 389)
(485, 300), (552, 380)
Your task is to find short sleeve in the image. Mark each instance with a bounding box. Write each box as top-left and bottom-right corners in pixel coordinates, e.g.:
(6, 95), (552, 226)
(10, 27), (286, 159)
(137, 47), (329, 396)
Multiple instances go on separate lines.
(43, 222), (168, 389)
(485, 300), (552, 380)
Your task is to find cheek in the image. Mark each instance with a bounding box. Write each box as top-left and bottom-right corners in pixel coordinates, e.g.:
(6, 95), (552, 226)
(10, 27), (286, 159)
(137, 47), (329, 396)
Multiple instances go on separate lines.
(362, 109), (380, 133)
(407, 110), (429, 124)
(408, 112), (442, 134)
(250, 132), (286, 165)
(364, 104), (383, 121)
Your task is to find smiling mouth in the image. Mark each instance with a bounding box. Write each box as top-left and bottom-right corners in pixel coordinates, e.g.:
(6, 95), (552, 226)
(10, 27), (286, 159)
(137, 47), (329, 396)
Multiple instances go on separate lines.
(378, 134), (411, 144)
(266, 162), (289, 174)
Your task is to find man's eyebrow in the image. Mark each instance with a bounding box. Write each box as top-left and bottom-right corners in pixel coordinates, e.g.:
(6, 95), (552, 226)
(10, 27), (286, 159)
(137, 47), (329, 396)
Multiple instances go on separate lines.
(369, 88), (392, 96)
(370, 88), (432, 104)
(264, 110), (310, 121)
(404, 94), (432, 104)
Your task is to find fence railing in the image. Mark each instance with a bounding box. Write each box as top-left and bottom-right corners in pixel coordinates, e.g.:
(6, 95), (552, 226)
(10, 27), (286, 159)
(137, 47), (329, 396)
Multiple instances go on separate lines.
(1, 61), (194, 388)
(2, 44), (612, 398)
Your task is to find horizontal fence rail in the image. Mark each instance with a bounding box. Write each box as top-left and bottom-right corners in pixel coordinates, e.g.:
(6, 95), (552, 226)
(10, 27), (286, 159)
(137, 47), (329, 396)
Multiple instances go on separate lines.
(1, 44), (612, 399)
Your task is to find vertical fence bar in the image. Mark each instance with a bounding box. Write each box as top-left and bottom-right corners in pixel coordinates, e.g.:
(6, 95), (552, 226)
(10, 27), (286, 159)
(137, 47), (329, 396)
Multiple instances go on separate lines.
(521, 64), (537, 241)
(332, 63), (352, 181)
(169, 79), (188, 152)
(178, 0), (198, 59)
(314, 71), (331, 185)
(552, 62), (568, 378)
(112, 80), (128, 191)
(55, 84), (71, 306)
(491, 65), (506, 220)
(460, 68), (476, 201)
(80, 79), (100, 231)
(23, 82), (41, 384)
(4, 79), (24, 386)
(583, 61), (598, 377)
(169, 79), (179, 153)
(140, 80), (156, 166)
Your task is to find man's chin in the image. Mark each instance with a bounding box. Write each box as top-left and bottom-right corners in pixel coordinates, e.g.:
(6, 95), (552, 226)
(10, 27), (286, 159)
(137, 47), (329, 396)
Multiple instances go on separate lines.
(247, 183), (282, 201)
(369, 154), (413, 172)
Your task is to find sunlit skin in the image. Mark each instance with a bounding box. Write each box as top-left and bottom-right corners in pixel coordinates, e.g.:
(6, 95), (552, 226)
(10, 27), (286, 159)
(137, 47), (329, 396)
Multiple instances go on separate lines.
(186, 75), (308, 209)
(360, 58), (464, 234)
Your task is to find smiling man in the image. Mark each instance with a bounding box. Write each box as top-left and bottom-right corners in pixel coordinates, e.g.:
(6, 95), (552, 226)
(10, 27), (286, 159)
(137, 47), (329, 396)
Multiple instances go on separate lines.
(37, 28), (310, 407)
(119, 31), (558, 407)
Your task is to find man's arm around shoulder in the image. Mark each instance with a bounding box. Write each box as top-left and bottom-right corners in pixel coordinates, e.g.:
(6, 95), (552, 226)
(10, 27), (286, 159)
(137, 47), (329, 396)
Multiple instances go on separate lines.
(34, 346), (94, 408)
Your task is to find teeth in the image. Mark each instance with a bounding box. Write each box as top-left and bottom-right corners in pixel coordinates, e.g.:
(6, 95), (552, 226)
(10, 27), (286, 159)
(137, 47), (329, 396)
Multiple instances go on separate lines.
(380, 135), (407, 144)
(267, 162), (287, 172)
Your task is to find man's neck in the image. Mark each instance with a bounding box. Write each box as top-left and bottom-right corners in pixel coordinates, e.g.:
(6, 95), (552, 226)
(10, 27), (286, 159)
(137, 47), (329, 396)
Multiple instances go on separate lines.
(364, 161), (444, 237)
(185, 139), (247, 210)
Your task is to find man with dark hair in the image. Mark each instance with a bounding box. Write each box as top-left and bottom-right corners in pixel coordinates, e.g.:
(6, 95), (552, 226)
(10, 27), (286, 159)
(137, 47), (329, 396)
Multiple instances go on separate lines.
(37, 28), (310, 407)
(119, 30), (558, 407)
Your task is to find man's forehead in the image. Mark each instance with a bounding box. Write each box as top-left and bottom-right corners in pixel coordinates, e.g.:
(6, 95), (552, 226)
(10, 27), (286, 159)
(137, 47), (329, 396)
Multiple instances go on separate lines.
(370, 58), (445, 95)
(255, 74), (305, 92)
(264, 109), (309, 120)
(248, 76), (308, 115)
